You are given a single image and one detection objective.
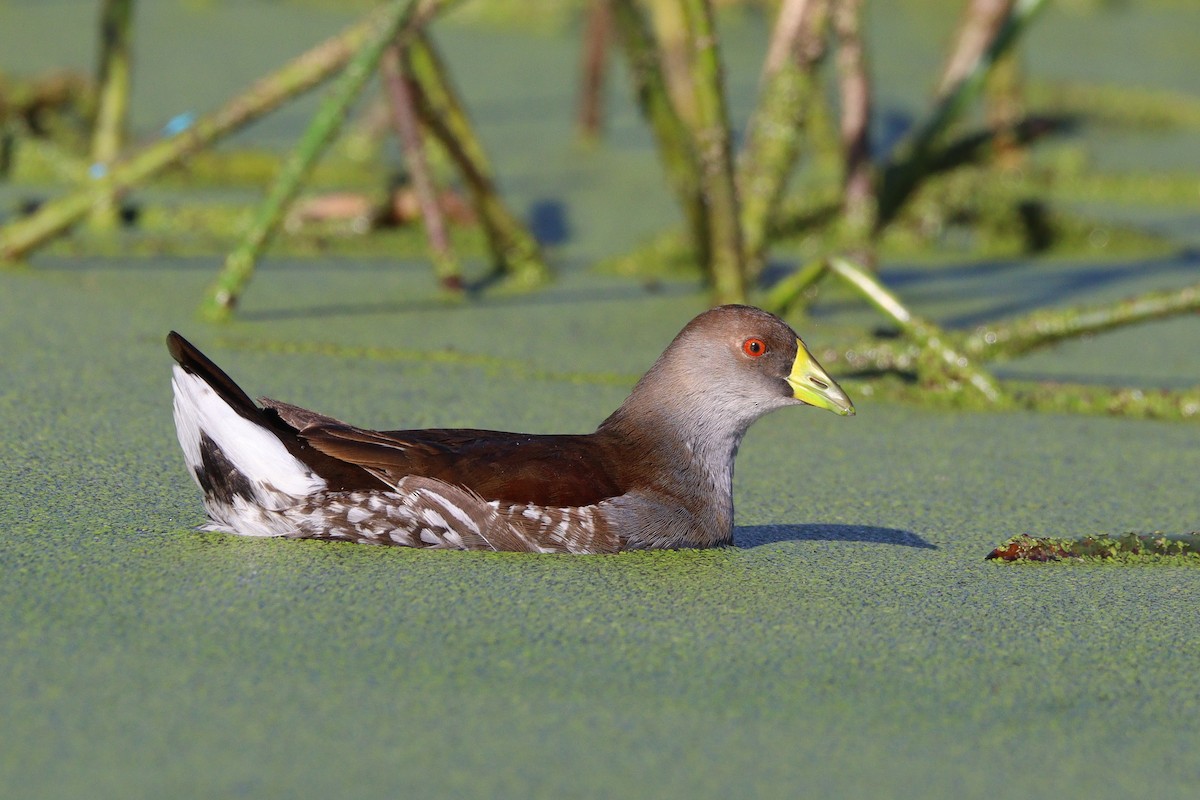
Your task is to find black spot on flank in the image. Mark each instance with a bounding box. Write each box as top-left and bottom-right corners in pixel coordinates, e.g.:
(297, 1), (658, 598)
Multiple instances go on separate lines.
(197, 432), (257, 506)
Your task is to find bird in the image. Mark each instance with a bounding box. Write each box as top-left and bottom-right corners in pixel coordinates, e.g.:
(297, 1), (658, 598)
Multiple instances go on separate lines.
(168, 305), (854, 553)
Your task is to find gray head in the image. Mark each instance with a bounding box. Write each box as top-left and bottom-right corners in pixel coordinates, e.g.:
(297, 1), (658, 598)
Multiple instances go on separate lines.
(603, 305), (854, 443)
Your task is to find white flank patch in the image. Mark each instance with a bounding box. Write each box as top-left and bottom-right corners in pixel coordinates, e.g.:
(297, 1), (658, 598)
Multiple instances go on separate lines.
(422, 492), (482, 537)
(171, 367), (327, 506)
(345, 507), (371, 525)
(420, 508), (450, 532)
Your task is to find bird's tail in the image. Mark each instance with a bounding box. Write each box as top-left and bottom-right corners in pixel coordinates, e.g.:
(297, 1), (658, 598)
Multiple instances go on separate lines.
(167, 332), (327, 535)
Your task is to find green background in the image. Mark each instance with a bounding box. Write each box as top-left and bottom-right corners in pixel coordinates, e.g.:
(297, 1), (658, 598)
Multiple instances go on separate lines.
(2, 3), (1198, 798)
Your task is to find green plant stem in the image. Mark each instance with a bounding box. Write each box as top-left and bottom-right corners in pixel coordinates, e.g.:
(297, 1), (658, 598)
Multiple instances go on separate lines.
(763, 257), (827, 317)
(0, 4), (401, 265)
(199, 0), (445, 321)
(812, 337), (917, 374)
(647, 0), (697, 125)
(817, 279), (1200, 377)
(1005, 382), (1200, 421)
(680, 0), (746, 304)
(89, 0), (135, 230)
(738, 0), (827, 279)
(877, 0), (1047, 230)
(965, 281), (1200, 360)
(828, 256), (1002, 401)
(380, 43), (461, 292)
(611, 0), (707, 268)
(405, 30), (549, 288)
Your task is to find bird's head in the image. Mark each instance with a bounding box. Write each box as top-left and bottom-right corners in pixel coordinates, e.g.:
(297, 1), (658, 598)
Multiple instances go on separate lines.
(609, 305), (854, 442)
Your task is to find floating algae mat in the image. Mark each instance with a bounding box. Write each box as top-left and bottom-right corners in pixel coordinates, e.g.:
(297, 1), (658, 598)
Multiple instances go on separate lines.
(5, 4), (1200, 799)
(987, 532), (1200, 564)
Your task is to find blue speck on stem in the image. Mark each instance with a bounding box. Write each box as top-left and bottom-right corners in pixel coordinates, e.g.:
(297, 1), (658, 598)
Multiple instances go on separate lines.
(162, 112), (197, 137)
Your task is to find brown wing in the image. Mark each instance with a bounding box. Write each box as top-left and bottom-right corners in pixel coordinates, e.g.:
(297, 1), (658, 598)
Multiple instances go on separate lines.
(295, 423), (629, 508)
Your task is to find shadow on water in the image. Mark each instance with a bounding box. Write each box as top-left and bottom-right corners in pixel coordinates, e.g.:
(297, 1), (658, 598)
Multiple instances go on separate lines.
(528, 198), (570, 247)
(234, 281), (698, 322)
(735, 523), (935, 550)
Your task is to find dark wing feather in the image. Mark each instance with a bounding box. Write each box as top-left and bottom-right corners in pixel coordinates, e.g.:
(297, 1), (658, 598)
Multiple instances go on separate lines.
(170, 333), (630, 506)
(168, 331), (260, 421)
(299, 424), (628, 508)
(260, 398), (346, 431)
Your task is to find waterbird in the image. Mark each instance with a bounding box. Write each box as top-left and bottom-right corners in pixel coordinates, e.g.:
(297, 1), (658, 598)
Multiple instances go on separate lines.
(168, 305), (854, 553)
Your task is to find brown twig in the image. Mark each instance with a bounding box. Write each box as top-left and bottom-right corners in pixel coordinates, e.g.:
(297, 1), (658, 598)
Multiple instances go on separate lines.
(831, 0), (875, 254)
(404, 30), (549, 288)
(577, 0), (614, 142)
(937, 0), (1015, 97)
(941, 0), (1024, 168)
(380, 43), (462, 292)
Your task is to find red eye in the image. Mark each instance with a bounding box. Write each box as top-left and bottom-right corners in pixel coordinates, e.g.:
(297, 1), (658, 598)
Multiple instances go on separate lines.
(742, 337), (767, 358)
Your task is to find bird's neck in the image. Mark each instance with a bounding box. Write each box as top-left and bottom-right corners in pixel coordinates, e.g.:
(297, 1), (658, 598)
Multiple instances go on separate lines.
(598, 386), (750, 544)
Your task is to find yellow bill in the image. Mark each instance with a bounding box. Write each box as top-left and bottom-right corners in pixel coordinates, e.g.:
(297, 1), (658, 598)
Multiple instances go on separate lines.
(787, 339), (855, 416)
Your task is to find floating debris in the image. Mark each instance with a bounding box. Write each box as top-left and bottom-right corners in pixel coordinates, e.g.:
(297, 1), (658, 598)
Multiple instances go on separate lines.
(986, 532), (1200, 563)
